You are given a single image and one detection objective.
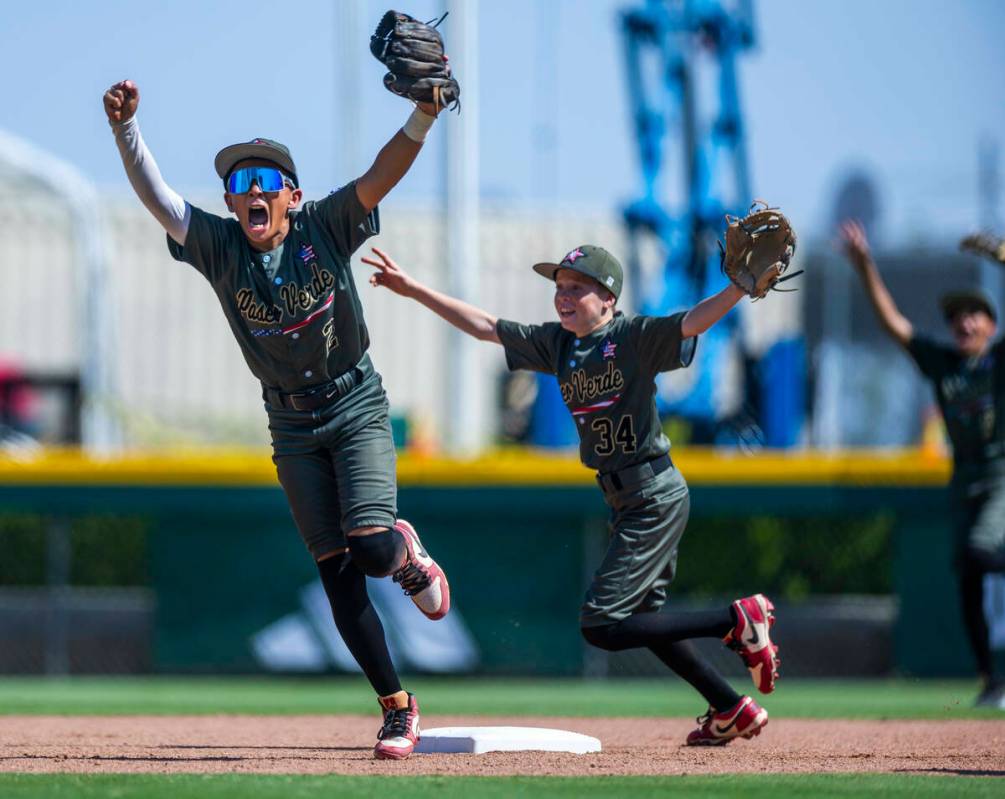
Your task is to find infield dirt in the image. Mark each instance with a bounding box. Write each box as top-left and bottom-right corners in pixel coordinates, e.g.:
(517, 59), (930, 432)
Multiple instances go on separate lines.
(2, 716), (1003, 777)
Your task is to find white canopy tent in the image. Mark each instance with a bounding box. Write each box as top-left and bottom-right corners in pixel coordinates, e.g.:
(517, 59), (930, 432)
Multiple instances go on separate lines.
(0, 129), (120, 452)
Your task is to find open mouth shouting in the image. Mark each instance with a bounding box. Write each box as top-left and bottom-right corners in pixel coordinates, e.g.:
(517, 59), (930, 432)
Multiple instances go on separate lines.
(247, 201), (270, 235)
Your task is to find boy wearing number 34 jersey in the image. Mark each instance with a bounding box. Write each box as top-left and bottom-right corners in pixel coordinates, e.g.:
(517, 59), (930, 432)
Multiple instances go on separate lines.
(363, 244), (782, 746)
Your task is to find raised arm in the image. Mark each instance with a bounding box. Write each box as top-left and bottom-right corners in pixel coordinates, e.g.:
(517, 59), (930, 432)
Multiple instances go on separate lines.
(355, 104), (437, 212)
(103, 80), (190, 246)
(363, 247), (500, 343)
(839, 220), (913, 347)
(681, 284), (744, 339)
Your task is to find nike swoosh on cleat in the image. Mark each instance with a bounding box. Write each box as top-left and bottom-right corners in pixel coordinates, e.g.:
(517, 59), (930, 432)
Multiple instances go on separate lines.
(713, 709), (745, 735)
(413, 546), (433, 567)
(398, 523), (434, 566)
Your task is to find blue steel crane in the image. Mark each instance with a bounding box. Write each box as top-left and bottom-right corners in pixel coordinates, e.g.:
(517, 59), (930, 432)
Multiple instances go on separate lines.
(620, 0), (803, 447)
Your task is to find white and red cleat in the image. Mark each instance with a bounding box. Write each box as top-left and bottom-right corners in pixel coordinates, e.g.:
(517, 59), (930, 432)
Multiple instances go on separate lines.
(374, 691), (421, 760)
(724, 593), (779, 694)
(392, 519), (451, 620)
(686, 696), (768, 746)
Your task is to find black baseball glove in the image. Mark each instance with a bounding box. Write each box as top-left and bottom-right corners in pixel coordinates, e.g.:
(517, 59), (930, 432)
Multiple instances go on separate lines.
(370, 10), (461, 112)
(960, 232), (1005, 265)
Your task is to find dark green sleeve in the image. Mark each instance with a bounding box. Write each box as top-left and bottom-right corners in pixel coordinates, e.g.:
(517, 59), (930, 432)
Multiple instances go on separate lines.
(495, 319), (563, 374)
(314, 181), (380, 257)
(166, 205), (237, 283)
(905, 335), (952, 381)
(631, 312), (697, 374)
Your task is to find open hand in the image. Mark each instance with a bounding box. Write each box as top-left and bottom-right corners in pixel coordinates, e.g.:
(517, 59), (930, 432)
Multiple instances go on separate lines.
(838, 219), (871, 270)
(103, 80), (139, 124)
(363, 246), (416, 296)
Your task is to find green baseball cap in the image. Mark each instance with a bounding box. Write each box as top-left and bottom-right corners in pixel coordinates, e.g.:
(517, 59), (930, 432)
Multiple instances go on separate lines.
(940, 288), (998, 323)
(214, 137), (299, 187)
(532, 245), (624, 299)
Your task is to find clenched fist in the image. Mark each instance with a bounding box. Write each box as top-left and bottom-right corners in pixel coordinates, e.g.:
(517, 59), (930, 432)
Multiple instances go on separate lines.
(103, 80), (139, 125)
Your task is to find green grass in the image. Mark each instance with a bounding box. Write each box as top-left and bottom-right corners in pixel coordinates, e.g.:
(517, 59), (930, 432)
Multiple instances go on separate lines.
(0, 774), (1002, 799)
(0, 676), (998, 719)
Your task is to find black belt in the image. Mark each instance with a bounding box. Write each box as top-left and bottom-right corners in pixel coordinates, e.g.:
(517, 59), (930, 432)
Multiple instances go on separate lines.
(262, 367), (362, 412)
(596, 453), (672, 493)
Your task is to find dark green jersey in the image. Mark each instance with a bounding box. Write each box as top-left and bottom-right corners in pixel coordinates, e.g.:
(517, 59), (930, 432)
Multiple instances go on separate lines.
(167, 182), (379, 392)
(907, 335), (1005, 469)
(497, 311), (697, 472)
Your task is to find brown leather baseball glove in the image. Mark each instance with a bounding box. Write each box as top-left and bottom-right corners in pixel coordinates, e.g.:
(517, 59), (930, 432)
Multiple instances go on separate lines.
(719, 201), (799, 299)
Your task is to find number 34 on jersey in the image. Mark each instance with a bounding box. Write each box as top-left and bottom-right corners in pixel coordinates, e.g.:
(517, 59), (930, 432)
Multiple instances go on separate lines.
(591, 415), (637, 456)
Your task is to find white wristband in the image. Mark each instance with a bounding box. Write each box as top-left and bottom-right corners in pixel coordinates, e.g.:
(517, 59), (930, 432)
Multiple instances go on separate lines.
(402, 107), (436, 143)
(109, 115), (138, 131)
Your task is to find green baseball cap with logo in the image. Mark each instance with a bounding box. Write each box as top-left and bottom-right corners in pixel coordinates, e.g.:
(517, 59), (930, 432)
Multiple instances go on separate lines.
(214, 138), (299, 187)
(940, 288), (998, 323)
(532, 245), (624, 299)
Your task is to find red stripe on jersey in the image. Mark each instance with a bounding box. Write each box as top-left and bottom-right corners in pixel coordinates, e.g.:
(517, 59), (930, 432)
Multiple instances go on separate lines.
(283, 293), (334, 334)
(572, 394), (621, 416)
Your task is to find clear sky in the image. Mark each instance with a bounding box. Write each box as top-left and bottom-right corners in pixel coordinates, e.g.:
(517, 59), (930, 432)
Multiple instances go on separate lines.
(3, 0), (1004, 245)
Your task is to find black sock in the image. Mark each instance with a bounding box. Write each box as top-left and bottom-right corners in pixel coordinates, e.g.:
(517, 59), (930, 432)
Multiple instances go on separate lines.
(581, 610), (741, 711)
(582, 609), (734, 650)
(649, 640), (743, 711)
(960, 563), (994, 680)
(317, 553), (401, 697)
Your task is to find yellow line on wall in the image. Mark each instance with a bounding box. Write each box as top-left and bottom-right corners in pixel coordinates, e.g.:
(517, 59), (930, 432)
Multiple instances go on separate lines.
(0, 447), (951, 488)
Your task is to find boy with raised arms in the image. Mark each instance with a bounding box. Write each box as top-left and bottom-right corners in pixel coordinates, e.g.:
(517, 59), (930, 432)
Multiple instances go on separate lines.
(364, 244), (781, 745)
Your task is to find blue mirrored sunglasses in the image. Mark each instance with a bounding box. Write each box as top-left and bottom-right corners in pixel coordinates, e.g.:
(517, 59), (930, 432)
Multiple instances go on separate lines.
(225, 166), (294, 194)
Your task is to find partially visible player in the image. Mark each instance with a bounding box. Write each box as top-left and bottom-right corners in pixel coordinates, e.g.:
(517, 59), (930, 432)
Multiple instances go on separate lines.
(364, 244), (781, 746)
(103, 71), (451, 760)
(841, 219), (1005, 708)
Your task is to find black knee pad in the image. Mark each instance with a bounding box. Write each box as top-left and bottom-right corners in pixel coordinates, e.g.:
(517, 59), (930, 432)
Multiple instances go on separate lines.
(963, 545), (1005, 575)
(581, 623), (616, 651)
(347, 528), (405, 578)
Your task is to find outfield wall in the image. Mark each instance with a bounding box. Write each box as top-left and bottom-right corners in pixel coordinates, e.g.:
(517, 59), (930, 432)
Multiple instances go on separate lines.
(2, 447), (1000, 678)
